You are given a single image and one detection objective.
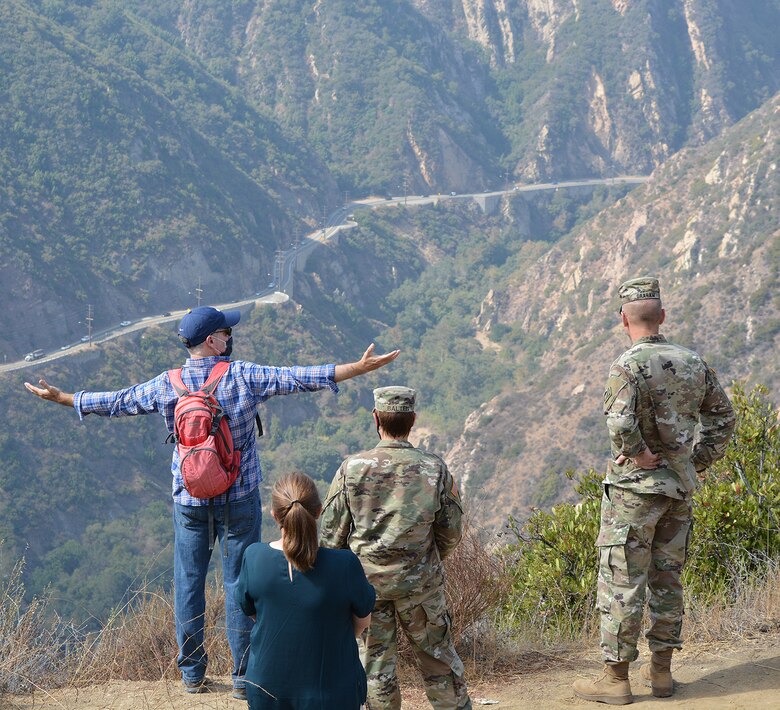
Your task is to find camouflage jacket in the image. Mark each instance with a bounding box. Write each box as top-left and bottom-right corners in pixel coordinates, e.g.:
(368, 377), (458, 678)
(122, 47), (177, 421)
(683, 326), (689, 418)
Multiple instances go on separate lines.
(604, 334), (735, 499)
(319, 439), (464, 599)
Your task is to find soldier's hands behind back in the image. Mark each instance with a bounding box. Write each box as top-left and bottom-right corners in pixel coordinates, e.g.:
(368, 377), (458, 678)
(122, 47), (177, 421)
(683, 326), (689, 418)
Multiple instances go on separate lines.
(615, 448), (662, 469)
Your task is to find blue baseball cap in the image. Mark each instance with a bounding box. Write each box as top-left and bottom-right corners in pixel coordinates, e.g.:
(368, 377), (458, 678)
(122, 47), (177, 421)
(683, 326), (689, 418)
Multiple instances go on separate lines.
(178, 306), (241, 347)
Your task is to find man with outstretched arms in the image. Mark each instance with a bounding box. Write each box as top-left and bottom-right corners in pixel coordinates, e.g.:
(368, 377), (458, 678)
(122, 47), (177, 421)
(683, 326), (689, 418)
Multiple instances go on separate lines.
(24, 305), (399, 701)
(320, 386), (470, 710)
(573, 278), (735, 705)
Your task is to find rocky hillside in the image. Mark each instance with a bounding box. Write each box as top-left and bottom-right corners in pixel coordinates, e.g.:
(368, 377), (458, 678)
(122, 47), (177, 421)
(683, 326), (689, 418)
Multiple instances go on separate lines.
(3, 97), (775, 617)
(134, 0), (779, 187)
(3, 0), (778, 354)
(0, 0), (338, 358)
(453, 0), (779, 178)
(2, 0), (778, 621)
(446, 91), (780, 525)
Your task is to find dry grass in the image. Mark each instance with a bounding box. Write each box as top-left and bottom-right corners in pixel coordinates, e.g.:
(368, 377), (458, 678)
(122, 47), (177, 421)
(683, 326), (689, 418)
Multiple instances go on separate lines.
(444, 524), (509, 650)
(685, 560), (780, 642)
(2, 539), (779, 702)
(75, 579), (233, 684)
(0, 558), (235, 699)
(397, 522), (510, 676)
(0, 557), (70, 694)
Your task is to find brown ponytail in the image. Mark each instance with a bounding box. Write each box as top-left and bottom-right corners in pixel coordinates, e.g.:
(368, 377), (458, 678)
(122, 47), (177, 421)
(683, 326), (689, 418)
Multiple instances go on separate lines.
(271, 472), (321, 572)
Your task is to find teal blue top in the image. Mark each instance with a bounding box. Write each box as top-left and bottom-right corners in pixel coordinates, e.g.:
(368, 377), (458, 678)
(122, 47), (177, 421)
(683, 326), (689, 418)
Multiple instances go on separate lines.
(236, 543), (375, 709)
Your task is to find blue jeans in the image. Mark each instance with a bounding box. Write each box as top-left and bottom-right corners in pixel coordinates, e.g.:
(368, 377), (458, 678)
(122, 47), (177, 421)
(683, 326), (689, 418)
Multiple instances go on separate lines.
(173, 488), (261, 688)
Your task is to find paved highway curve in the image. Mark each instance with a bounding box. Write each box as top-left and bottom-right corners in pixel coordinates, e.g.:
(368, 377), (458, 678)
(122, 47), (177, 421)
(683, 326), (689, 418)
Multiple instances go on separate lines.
(2, 176), (648, 374)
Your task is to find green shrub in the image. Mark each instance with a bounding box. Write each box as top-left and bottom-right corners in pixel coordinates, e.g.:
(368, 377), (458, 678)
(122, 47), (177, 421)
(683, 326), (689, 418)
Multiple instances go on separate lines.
(502, 469), (601, 638)
(684, 383), (780, 598)
(502, 384), (780, 638)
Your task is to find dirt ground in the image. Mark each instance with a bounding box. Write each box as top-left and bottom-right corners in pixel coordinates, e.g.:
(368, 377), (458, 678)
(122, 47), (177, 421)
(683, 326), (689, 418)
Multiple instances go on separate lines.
(4, 636), (779, 709)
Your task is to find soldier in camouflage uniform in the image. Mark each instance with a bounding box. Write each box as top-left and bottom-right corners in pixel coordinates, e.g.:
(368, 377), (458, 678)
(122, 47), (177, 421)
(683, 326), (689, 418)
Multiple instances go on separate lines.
(573, 277), (735, 705)
(320, 387), (471, 710)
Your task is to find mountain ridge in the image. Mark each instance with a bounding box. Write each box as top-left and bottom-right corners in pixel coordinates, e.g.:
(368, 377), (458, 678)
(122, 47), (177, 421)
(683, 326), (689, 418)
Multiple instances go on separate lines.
(445, 91), (780, 524)
(1, 0), (339, 357)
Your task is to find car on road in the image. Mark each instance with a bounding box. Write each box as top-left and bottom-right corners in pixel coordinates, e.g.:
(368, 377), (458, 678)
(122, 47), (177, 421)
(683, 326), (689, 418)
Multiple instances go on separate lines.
(162, 311), (172, 317)
(80, 335), (91, 342)
(60, 344), (72, 351)
(450, 191), (457, 196)
(24, 349), (45, 362)
(267, 282), (275, 288)
(120, 320), (132, 327)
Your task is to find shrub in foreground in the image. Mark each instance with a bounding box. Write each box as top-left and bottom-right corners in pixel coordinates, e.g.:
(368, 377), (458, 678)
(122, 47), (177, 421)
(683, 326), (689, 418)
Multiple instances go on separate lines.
(685, 383), (780, 598)
(501, 469), (601, 639)
(502, 383), (780, 639)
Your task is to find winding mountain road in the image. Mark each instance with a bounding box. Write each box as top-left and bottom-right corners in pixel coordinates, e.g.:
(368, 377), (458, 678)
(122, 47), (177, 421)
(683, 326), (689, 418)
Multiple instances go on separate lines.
(2, 176), (647, 374)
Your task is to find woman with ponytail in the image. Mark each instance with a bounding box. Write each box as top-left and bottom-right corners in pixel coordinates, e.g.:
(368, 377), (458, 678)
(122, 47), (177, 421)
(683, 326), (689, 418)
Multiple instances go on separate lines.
(236, 471), (375, 709)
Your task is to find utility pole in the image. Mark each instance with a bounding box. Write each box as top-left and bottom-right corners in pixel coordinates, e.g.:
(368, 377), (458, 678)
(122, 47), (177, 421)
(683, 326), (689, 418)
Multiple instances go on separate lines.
(291, 237), (299, 273)
(275, 249), (285, 293)
(290, 238), (301, 301)
(194, 276), (203, 307)
(86, 304), (93, 346)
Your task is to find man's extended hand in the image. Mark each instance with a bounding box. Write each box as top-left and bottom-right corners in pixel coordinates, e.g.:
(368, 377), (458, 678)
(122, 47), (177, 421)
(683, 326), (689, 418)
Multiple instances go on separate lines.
(334, 344), (401, 382)
(615, 448), (662, 469)
(356, 343), (400, 373)
(24, 378), (74, 407)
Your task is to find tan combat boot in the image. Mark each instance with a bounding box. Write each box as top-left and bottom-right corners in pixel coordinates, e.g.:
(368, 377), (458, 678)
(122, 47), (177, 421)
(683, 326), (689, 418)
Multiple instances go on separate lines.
(572, 661), (633, 705)
(639, 649), (674, 697)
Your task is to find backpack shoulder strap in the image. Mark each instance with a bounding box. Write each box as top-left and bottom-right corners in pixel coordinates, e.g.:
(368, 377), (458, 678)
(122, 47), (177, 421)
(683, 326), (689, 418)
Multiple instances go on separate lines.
(168, 368), (189, 398)
(201, 360), (231, 396)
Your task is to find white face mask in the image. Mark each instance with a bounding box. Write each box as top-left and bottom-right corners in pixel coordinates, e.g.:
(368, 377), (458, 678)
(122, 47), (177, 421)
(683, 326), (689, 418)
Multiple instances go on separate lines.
(211, 334), (233, 357)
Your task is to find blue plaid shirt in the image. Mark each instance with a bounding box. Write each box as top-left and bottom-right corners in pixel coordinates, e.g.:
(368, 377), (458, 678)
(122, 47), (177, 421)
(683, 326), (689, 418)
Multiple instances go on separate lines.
(73, 356), (338, 506)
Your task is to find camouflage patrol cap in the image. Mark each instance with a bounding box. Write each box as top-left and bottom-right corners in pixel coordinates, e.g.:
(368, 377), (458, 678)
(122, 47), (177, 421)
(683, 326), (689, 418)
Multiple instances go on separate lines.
(618, 277), (661, 313)
(373, 386), (416, 412)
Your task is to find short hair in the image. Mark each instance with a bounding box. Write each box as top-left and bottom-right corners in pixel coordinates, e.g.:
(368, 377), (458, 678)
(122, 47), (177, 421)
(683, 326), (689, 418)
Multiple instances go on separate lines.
(187, 340), (209, 356)
(271, 472), (321, 572)
(622, 299), (663, 326)
(185, 332), (218, 356)
(376, 410), (415, 439)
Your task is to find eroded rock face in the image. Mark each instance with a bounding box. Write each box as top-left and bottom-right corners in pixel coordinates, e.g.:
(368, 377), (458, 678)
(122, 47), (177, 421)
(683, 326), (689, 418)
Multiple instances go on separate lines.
(682, 0), (733, 141)
(171, 0), (777, 188)
(525, 0), (579, 62)
(475, 289), (499, 330)
(445, 94), (780, 527)
(460, 0), (518, 66)
(611, 0), (630, 15)
(588, 69), (614, 153)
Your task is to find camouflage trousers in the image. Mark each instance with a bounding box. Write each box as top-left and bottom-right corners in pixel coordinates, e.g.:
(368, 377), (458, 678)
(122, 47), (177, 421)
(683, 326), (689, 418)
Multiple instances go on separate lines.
(362, 586), (471, 710)
(597, 485), (692, 663)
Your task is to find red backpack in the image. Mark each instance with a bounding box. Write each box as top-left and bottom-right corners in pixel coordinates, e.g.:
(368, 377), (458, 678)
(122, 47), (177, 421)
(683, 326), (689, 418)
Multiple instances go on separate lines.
(168, 361), (241, 499)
